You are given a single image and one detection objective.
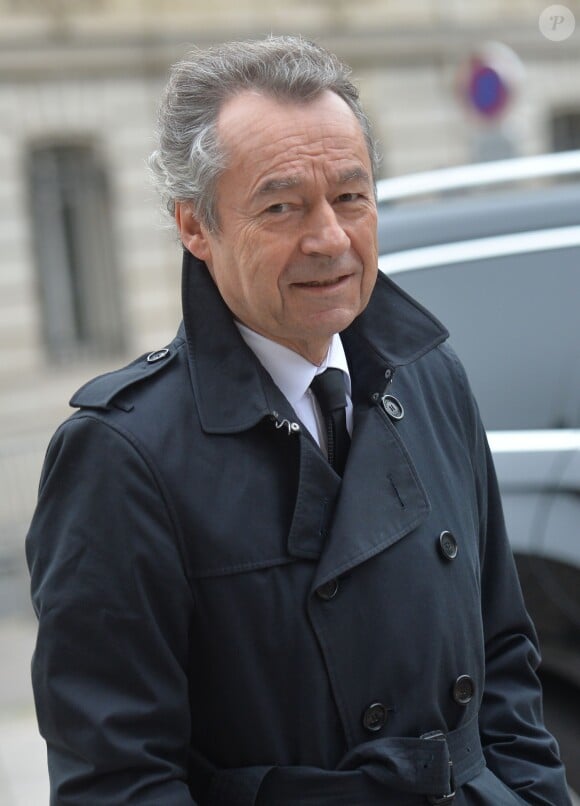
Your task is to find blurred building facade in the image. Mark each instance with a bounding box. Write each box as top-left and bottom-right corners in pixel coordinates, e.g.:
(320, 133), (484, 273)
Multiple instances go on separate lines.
(1, 0), (580, 553)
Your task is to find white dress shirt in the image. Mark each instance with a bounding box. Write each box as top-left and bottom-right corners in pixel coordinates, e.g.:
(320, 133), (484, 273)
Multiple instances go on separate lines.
(235, 323), (353, 450)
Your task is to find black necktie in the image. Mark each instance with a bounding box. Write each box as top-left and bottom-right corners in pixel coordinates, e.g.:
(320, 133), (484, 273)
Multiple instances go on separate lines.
(310, 368), (350, 475)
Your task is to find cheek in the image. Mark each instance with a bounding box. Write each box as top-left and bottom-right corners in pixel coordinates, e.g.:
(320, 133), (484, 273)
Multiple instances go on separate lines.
(233, 251), (285, 317)
(349, 212), (377, 251)
(353, 225), (378, 271)
(359, 241), (379, 305)
(237, 234), (288, 287)
(362, 266), (378, 305)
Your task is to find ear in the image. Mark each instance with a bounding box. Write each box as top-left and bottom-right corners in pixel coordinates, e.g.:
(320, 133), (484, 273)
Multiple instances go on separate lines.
(175, 202), (213, 263)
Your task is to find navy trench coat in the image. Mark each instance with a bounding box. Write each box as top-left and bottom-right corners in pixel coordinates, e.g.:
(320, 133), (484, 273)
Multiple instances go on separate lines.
(27, 251), (570, 805)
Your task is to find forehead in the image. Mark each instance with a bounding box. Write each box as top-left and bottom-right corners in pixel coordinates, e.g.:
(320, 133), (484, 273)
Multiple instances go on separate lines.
(215, 90), (371, 186)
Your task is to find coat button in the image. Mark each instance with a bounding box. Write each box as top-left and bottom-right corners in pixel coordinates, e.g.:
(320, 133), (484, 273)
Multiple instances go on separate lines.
(381, 394), (404, 420)
(362, 702), (387, 732)
(316, 578), (340, 601)
(438, 530), (458, 561)
(146, 348), (170, 363)
(452, 675), (475, 705)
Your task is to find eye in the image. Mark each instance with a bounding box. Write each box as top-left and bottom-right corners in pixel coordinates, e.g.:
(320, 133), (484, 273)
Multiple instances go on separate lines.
(265, 202), (291, 214)
(336, 192), (361, 204)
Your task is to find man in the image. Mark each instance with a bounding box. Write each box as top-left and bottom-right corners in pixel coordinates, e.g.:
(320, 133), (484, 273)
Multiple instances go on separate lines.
(27, 36), (571, 805)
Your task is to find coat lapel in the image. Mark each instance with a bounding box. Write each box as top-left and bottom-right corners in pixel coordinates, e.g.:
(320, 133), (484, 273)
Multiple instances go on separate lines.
(181, 251), (273, 434)
(311, 402), (431, 590)
(305, 270), (448, 587)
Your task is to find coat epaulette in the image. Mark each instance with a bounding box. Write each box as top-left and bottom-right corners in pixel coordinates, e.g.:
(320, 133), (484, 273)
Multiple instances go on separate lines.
(69, 341), (181, 412)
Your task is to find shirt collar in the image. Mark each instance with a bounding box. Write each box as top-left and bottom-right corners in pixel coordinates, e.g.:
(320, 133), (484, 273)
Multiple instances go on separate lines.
(235, 323), (351, 409)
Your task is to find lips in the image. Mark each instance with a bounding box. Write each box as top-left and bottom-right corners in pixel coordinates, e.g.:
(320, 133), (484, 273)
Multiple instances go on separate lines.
(295, 275), (349, 287)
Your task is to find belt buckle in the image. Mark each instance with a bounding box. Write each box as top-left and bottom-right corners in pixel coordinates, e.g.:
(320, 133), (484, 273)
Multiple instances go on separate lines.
(421, 730), (456, 805)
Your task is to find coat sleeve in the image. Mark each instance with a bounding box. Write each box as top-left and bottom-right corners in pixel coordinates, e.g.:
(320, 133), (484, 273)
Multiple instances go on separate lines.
(462, 376), (572, 805)
(26, 415), (198, 805)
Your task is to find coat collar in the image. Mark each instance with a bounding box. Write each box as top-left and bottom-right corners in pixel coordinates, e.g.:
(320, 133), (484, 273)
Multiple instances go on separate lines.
(181, 250), (448, 434)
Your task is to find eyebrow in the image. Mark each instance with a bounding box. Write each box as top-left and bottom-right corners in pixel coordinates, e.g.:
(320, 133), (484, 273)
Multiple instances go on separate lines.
(256, 166), (372, 196)
(257, 176), (301, 195)
(338, 167), (372, 186)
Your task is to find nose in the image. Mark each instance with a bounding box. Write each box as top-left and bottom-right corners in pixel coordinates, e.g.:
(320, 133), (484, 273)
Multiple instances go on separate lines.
(300, 202), (351, 258)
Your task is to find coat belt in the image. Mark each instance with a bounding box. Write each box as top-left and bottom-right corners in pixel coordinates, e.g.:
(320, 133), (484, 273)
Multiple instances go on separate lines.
(204, 714), (485, 805)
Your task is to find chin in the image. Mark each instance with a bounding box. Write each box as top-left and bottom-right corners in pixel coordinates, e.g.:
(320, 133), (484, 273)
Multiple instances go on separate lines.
(325, 304), (362, 330)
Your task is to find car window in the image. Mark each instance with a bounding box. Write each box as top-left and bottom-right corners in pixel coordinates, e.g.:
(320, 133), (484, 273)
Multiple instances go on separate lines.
(386, 247), (580, 431)
(377, 184), (580, 255)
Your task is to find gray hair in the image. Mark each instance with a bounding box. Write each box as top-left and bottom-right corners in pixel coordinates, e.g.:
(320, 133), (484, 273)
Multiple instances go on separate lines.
(148, 35), (379, 231)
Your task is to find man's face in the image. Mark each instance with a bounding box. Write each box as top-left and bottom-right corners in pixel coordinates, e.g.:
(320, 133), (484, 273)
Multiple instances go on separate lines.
(177, 90), (378, 365)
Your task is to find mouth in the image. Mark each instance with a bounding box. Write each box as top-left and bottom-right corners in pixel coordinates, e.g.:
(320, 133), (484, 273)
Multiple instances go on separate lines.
(294, 274), (351, 288)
